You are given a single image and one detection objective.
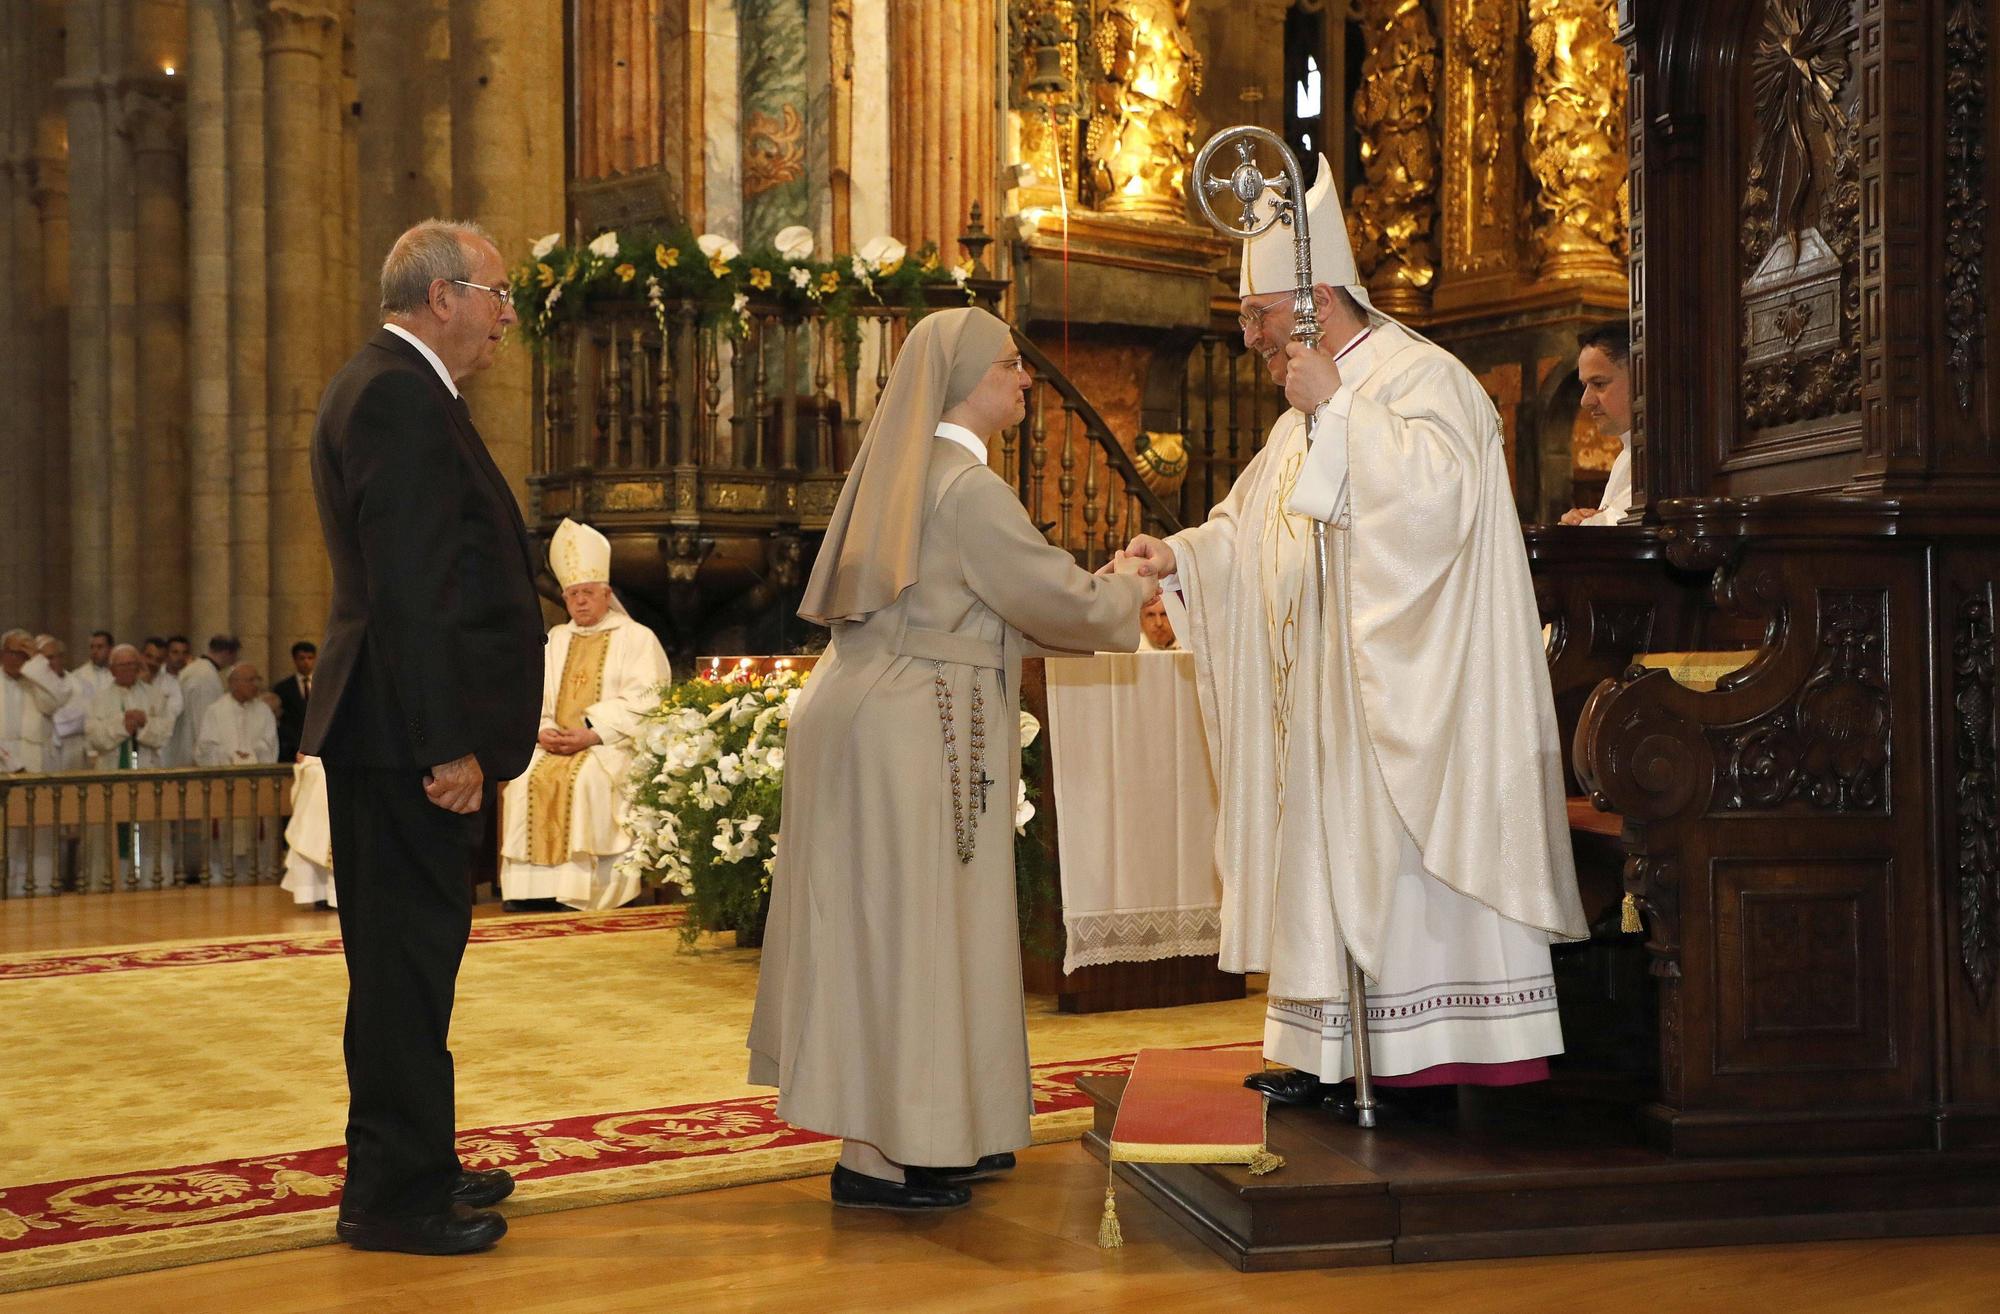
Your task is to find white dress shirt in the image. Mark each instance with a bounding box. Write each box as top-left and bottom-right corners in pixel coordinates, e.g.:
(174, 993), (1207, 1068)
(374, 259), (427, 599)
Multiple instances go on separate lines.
(383, 322), (460, 399)
(1582, 434), (1635, 526)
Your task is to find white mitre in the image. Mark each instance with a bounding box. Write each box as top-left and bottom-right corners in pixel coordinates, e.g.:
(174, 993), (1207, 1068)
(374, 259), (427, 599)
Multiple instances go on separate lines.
(550, 517), (631, 618)
(551, 517), (611, 588)
(1238, 153), (1368, 303)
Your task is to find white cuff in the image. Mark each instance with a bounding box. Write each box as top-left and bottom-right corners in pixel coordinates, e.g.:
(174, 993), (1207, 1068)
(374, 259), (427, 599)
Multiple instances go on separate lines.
(1158, 573), (1181, 593)
(1286, 392), (1353, 525)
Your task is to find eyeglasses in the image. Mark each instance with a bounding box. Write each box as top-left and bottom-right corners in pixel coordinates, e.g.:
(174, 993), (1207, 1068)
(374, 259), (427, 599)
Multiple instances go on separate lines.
(450, 278), (511, 308)
(1236, 297), (1294, 334)
(995, 356), (1027, 372)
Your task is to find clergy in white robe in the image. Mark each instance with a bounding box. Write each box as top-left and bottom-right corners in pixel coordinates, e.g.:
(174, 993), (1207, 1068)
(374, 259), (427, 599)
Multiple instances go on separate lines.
(56, 637), (115, 771)
(499, 518), (671, 910)
(280, 755), (337, 908)
(1128, 157), (1588, 1096)
(82, 645), (180, 888)
(3, 631), (70, 897)
(196, 663), (281, 882)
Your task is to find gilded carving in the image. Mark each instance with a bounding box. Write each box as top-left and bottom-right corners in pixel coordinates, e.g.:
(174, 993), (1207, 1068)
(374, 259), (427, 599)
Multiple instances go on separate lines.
(1442, 0), (1519, 277)
(1522, 0), (1627, 282)
(1715, 591), (1890, 813)
(1351, 0), (1440, 312)
(1953, 587), (1997, 1007)
(797, 479), (843, 519)
(1085, 0), (1204, 219)
(1945, 0), (1988, 412)
(1009, 0), (1090, 210)
(594, 480), (669, 512)
(1739, 0), (1861, 430)
(704, 480), (771, 513)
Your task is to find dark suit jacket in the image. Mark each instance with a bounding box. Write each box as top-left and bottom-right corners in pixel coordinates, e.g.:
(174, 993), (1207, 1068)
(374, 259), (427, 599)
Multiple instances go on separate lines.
(299, 329), (546, 781)
(273, 674), (309, 762)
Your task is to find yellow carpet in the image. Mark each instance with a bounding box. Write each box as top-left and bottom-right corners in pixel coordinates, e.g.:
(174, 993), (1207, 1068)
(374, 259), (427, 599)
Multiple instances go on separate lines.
(0, 909), (1262, 1292)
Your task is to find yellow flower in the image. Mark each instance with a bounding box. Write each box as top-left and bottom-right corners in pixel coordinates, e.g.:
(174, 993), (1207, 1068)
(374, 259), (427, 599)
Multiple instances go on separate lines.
(709, 253), (732, 279)
(920, 251), (940, 273)
(615, 262), (637, 283)
(877, 256), (904, 278)
(819, 270), (841, 293)
(536, 262), (555, 288)
(748, 267), (772, 290)
(656, 244), (679, 269)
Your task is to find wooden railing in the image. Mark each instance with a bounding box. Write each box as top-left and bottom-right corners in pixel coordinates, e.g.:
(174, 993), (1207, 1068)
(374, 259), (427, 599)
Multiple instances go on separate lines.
(0, 765), (294, 897)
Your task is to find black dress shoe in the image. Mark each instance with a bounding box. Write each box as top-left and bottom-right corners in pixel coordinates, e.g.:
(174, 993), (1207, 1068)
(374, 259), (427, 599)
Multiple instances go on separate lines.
(926, 1152), (1017, 1182)
(501, 898), (564, 913)
(1244, 1068), (1334, 1107)
(451, 1168), (515, 1208)
(829, 1165), (970, 1212)
(335, 1203), (508, 1255)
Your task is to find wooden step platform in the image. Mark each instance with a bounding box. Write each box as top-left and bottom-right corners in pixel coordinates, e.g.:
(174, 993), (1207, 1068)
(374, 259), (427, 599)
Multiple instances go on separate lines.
(1079, 1074), (2000, 1271)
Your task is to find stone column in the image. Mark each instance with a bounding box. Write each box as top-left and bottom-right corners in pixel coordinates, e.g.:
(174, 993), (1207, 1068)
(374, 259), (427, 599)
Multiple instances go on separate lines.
(450, 0), (565, 497)
(31, 33), (71, 641)
(1, 1), (36, 625)
(356, 0), (452, 335)
(229, 0), (270, 663)
(126, 82), (191, 636)
(187, 0), (233, 639)
(261, 0), (336, 666)
(61, 0), (114, 640)
(888, 0), (997, 253)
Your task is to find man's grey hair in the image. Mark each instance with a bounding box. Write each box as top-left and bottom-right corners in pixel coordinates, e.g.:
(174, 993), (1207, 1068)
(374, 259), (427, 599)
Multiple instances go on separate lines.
(226, 662), (260, 683)
(108, 644), (142, 663)
(1, 629), (31, 653)
(380, 219), (497, 315)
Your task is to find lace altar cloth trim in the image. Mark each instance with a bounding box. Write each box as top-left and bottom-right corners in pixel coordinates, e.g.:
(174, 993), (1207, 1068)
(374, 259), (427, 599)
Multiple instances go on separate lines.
(1063, 906), (1222, 975)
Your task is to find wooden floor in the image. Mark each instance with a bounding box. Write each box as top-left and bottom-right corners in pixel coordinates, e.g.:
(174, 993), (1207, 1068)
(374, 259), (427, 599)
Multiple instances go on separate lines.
(3, 1143), (1998, 1313)
(5, 888), (2000, 1311)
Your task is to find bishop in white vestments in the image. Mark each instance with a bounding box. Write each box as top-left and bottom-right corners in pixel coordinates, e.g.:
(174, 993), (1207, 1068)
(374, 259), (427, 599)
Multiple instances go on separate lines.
(280, 755), (337, 908)
(1126, 157), (1589, 1104)
(499, 518), (671, 910)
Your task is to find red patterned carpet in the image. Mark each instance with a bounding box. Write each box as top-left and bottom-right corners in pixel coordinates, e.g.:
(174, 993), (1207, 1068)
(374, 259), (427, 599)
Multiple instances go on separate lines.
(0, 905), (1261, 1293)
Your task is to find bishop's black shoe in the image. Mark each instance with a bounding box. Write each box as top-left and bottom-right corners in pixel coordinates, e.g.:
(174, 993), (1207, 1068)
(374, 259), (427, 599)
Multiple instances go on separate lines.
(830, 1165), (971, 1212)
(1244, 1067), (1335, 1107)
(926, 1152), (1017, 1183)
(450, 1168), (515, 1208)
(335, 1203), (508, 1255)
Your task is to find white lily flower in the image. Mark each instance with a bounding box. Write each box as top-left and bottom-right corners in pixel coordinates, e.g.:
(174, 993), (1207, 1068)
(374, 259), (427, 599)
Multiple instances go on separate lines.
(588, 231), (620, 259)
(531, 232), (561, 259)
(697, 233), (741, 263)
(789, 265), (813, 289)
(1015, 779), (1035, 834)
(1019, 710), (1040, 748)
(858, 234), (906, 270)
(774, 226), (815, 261)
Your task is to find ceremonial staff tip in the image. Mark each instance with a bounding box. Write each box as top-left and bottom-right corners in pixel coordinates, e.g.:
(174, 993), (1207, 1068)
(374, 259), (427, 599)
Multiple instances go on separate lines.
(1189, 126), (1321, 348)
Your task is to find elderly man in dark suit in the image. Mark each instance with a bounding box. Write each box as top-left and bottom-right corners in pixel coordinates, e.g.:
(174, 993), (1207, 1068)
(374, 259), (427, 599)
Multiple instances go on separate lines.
(301, 219), (545, 1256)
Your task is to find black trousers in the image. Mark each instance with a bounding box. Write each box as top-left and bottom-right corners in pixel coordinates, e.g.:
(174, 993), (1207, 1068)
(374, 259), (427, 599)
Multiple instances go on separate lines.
(325, 762), (484, 1217)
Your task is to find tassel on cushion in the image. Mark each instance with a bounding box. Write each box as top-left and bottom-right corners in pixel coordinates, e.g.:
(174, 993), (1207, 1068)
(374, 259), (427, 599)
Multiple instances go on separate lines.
(1098, 1183), (1124, 1248)
(1621, 891), (1643, 935)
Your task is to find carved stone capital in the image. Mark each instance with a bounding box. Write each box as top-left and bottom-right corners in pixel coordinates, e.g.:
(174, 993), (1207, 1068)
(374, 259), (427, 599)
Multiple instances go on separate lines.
(119, 84), (187, 157)
(258, 0), (337, 55)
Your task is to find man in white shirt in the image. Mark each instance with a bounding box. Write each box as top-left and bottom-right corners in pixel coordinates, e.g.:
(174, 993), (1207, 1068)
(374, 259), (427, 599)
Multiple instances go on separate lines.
(1559, 322), (1635, 527)
(56, 630), (115, 770)
(142, 637), (191, 769)
(2, 629), (70, 896)
(197, 662), (281, 882)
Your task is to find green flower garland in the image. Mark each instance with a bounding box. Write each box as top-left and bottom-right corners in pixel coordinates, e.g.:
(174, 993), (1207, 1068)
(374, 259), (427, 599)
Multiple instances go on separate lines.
(509, 224), (976, 362)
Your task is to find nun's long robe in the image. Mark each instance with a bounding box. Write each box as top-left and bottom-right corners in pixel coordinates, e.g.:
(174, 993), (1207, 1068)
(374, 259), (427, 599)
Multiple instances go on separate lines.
(749, 438), (1148, 1167)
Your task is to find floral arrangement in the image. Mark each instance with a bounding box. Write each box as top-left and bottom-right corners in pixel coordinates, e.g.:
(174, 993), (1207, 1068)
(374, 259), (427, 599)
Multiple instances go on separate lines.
(510, 222), (976, 353)
(618, 666), (805, 946)
(619, 662), (1061, 954)
(1014, 710), (1064, 961)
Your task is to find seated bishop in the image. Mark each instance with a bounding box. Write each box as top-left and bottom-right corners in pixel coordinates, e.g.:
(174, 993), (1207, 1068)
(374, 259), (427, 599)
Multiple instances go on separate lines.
(499, 518), (672, 910)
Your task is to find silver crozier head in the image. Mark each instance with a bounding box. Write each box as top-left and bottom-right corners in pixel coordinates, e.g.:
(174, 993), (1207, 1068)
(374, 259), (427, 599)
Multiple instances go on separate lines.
(1190, 126), (1321, 347)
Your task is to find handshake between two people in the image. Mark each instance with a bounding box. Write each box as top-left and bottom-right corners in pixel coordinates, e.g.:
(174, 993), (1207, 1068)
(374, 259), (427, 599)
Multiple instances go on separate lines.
(1095, 534), (1177, 596)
